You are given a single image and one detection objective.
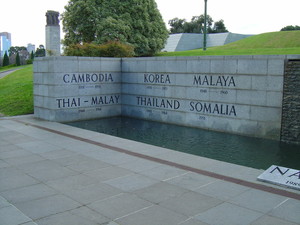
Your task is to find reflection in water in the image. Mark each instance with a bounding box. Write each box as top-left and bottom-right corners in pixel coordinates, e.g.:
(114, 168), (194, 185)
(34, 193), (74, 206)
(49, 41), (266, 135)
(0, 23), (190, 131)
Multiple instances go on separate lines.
(67, 117), (300, 170)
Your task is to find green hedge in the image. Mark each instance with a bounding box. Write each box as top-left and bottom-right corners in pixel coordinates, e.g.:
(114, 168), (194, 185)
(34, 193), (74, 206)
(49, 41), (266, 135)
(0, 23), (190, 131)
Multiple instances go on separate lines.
(64, 41), (135, 57)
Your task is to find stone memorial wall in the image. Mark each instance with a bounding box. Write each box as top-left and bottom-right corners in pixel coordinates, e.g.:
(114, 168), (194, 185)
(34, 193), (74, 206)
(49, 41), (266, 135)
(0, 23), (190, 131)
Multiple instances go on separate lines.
(34, 57), (122, 121)
(34, 55), (300, 141)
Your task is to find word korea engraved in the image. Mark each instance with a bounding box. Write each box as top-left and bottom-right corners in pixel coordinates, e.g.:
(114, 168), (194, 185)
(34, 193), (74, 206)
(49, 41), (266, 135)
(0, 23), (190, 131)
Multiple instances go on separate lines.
(257, 165), (300, 190)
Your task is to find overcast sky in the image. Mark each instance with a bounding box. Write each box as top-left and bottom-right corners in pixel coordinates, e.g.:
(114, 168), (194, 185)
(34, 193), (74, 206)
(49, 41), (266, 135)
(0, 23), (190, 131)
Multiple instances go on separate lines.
(1, 0), (299, 47)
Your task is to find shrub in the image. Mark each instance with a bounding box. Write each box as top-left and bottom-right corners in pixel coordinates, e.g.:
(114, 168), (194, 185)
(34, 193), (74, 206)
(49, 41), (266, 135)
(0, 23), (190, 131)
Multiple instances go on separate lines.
(64, 41), (134, 57)
(26, 59), (33, 65)
(99, 41), (135, 57)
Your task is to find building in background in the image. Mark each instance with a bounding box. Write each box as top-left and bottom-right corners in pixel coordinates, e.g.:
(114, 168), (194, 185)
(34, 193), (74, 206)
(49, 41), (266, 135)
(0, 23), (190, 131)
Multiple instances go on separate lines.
(163, 32), (252, 52)
(0, 32), (12, 57)
(27, 43), (35, 53)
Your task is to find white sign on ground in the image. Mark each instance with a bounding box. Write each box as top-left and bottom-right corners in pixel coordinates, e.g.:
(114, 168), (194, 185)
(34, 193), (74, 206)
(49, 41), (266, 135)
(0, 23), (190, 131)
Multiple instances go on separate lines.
(257, 165), (300, 191)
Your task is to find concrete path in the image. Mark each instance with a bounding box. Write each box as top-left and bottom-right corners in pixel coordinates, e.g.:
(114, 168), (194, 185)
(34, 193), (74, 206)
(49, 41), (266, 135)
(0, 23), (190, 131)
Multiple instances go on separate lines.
(0, 67), (23, 79)
(0, 115), (299, 225)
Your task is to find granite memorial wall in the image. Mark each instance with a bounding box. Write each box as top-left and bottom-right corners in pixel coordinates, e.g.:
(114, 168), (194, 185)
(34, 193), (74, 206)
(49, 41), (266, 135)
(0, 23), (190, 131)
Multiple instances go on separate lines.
(34, 57), (122, 121)
(34, 55), (300, 141)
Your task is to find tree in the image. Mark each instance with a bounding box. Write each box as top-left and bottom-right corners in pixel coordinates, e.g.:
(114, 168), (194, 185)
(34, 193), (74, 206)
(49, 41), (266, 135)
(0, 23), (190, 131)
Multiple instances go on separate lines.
(188, 15), (213, 33)
(9, 46), (27, 56)
(62, 0), (168, 56)
(35, 45), (46, 57)
(2, 51), (9, 66)
(211, 20), (228, 33)
(169, 15), (228, 34)
(16, 52), (21, 66)
(30, 51), (34, 60)
(168, 18), (186, 34)
(281, 25), (300, 31)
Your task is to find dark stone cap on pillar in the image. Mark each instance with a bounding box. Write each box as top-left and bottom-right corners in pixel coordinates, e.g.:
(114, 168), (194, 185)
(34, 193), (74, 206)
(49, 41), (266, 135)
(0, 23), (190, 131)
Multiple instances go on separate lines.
(46, 10), (60, 26)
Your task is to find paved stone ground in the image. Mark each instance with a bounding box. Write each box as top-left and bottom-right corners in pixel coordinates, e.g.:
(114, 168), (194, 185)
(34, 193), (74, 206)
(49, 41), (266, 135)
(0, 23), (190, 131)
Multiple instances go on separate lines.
(0, 115), (299, 225)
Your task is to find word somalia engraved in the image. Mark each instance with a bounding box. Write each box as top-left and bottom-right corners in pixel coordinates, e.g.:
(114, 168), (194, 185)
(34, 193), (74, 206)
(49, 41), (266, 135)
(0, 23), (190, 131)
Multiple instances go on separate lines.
(190, 101), (237, 116)
(193, 75), (236, 87)
(63, 73), (114, 83)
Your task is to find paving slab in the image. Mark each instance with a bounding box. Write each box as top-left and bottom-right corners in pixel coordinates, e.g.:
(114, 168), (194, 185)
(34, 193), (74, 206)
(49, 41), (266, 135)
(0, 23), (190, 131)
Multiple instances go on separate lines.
(0, 115), (299, 225)
(250, 215), (299, 225)
(14, 194), (81, 220)
(268, 198), (300, 224)
(166, 172), (219, 191)
(138, 164), (187, 181)
(45, 174), (98, 192)
(0, 205), (32, 225)
(228, 188), (288, 213)
(83, 166), (133, 182)
(134, 182), (188, 204)
(88, 193), (152, 220)
(35, 211), (99, 225)
(194, 180), (250, 201)
(159, 191), (223, 217)
(0, 183), (57, 204)
(0, 172), (40, 192)
(194, 202), (263, 225)
(104, 173), (159, 192)
(62, 183), (122, 205)
(115, 204), (188, 225)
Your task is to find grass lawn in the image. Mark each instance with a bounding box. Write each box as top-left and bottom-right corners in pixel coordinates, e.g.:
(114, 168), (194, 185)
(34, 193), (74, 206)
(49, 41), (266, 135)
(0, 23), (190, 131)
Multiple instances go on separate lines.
(0, 65), (20, 72)
(157, 47), (300, 57)
(0, 65), (33, 116)
(157, 31), (300, 57)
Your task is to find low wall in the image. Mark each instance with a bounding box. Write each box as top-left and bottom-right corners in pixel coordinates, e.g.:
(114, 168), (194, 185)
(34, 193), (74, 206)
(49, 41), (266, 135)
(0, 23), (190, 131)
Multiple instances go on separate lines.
(34, 57), (122, 122)
(34, 55), (300, 140)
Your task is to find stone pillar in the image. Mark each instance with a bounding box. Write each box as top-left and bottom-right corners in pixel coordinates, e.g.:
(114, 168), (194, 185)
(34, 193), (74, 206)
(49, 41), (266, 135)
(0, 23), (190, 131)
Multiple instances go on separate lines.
(45, 10), (61, 56)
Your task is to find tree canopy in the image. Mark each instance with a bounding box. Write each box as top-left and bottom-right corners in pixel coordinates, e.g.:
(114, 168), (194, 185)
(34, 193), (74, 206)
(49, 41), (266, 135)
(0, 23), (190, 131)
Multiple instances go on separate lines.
(35, 45), (46, 57)
(62, 0), (169, 56)
(2, 52), (9, 66)
(8, 46), (27, 56)
(169, 15), (228, 34)
(281, 25), (300, 31)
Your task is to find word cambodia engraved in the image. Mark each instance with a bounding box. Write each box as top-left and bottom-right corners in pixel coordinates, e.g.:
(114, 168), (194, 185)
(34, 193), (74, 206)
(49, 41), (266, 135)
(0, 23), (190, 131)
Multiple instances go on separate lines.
(62, 73), (114, 83)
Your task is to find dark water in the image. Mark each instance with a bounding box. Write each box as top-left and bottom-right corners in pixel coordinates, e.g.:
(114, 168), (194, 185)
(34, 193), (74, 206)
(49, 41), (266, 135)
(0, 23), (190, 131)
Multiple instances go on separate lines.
(66, 116), (300, 170)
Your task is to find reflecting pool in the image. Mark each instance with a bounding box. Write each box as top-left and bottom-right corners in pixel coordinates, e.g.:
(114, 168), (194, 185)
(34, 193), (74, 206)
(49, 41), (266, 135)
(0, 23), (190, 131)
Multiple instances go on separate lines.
(66, 116), (300, 170)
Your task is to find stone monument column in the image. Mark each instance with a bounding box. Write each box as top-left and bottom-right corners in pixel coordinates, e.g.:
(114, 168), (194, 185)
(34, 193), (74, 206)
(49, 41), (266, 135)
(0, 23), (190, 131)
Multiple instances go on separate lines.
(45, 10), (61, 56)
